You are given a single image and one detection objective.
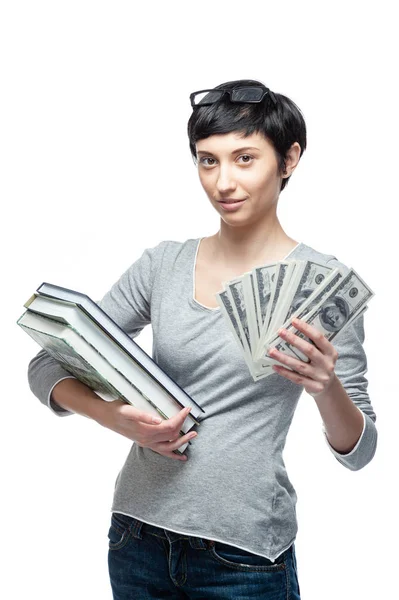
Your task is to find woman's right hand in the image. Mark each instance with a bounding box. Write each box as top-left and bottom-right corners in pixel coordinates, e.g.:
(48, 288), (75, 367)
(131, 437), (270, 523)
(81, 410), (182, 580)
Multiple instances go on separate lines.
(96, 399), (197, 461)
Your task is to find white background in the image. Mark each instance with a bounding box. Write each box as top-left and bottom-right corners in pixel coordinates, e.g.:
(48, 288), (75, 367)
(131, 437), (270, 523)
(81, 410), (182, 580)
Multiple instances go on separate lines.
(1, 1), (397, 599)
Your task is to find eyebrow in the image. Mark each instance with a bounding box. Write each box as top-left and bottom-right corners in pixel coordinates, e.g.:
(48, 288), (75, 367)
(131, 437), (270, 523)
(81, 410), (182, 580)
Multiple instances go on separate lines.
(196, 146), (260, 156)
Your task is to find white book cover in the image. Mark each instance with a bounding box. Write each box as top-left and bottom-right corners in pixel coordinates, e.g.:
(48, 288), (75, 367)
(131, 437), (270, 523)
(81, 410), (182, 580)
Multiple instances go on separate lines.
(23, 293), (203, 425)
(18, 310), (191, 454)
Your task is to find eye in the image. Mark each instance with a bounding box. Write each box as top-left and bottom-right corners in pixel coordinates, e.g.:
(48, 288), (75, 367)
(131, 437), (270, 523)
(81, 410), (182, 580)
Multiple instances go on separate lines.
(237, 154), (254, 164)
(198, 154), (254, 167)
(199, 157), (217, 167)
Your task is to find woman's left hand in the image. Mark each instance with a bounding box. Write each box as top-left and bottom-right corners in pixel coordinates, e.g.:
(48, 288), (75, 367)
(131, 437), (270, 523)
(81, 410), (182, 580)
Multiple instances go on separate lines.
(268, 317), (339, 397)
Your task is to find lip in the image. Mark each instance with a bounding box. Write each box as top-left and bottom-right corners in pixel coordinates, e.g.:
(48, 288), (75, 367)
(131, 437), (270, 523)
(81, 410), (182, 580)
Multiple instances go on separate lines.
(217, 198), (245, 203)
(218, 199), (246, 212)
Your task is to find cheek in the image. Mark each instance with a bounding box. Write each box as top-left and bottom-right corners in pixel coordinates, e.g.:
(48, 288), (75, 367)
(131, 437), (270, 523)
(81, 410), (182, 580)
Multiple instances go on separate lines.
(198, 171), (215, 195)
(243, 168), (275, 193)
(197, 172), (206, 190)
(198, 169), (209, 185)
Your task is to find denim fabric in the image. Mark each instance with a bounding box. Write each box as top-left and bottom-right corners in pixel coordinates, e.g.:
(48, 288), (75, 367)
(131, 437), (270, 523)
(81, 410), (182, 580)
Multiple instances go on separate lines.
(108, 512), (301, 599)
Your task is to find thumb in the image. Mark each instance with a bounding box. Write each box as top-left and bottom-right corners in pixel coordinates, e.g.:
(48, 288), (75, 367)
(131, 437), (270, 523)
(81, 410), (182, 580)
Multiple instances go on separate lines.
(137, 409), (164, 425)
(114, 400), (163, 424)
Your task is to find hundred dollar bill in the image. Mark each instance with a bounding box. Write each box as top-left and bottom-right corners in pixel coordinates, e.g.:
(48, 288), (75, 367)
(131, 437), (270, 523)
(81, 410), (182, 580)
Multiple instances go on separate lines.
(225, 276), (252, 360)
(251, 261), (304, 366)
(266, 260), (306, 340)
(226, 275), (280, 370)
(262, 260), (336, 349)
(252, 362), (274, 381)
(252, 262), (278, 330)
(277, 260), (334, 326)
(242, 272), (261, 354)
(260, 266), (343, 351)
(242, 271), (281, 365)
(341, 303), (369, 329)
(255, 261), (296, 360)
(215, 287), (264, 379)
(215, 287), (246, 353)
(248, 301), (368, 382)
(257, 268), (344, 362)
(264, 269), (374, 363)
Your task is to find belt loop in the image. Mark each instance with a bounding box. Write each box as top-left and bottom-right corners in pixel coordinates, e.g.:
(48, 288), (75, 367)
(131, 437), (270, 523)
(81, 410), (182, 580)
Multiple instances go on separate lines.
(130, 517), (144, 540)
(189, 536), (214, 550)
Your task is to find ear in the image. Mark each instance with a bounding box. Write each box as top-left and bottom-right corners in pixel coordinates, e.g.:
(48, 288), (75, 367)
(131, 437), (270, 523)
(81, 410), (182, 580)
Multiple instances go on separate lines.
(282, 142), (302, 177)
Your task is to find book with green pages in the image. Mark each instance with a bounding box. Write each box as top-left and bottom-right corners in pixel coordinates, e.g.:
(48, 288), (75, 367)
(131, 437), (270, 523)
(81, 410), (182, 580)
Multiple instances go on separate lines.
(18, 283), (205, 455)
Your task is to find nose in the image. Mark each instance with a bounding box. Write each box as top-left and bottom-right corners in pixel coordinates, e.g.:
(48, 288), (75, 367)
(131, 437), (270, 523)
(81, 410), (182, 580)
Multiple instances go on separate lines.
(216, 163), (237, 194)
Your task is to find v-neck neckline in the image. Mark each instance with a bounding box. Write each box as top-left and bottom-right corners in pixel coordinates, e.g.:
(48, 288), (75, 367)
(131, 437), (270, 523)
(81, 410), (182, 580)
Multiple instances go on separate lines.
(190, 238), (303, 313)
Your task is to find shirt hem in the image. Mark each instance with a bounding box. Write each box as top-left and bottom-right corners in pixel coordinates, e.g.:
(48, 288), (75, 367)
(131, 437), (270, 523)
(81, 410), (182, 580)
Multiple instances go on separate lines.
(110, 508), (295, 563)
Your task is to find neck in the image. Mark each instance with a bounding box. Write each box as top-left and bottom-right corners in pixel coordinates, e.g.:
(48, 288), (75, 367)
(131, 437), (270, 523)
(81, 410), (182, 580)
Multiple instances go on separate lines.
(209, 215), (298, 270)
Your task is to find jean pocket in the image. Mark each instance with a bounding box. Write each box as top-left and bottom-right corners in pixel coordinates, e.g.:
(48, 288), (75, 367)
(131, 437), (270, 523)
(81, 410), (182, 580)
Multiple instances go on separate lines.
(108, 512), (135, 551)
(209, 541), (287, 572)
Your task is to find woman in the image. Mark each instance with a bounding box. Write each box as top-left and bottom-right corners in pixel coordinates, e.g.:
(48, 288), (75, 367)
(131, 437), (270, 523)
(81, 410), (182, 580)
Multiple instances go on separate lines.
(28, 79), (377, 599)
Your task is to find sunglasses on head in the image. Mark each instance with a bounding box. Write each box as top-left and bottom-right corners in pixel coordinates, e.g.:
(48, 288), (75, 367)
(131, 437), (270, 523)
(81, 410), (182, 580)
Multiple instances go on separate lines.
(190, 85), (277, 107)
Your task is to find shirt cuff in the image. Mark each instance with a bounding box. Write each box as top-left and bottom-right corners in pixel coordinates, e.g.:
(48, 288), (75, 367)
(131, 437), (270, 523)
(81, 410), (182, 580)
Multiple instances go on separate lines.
(321, 406), (378, 470)
(322, 406), (366, 457)
(47, 376), (76, 417)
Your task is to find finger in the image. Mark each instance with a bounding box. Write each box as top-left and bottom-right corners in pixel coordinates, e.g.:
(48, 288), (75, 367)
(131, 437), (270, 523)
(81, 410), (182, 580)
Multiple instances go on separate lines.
(158, 405), (192, 426)
(119, 403), (164, 425)
(142, 406), (192, 442)
(161, 431), (197, 452)
(276, 326), (322, 364)
(172, 406), (193, 426)
(291, 318), (333, 354)
(150, 445), (187, 461)
(273, 364), (325, 395)
(272, 364), (311, 386)
(161, 406), (192, 434)
(154, 429), (197, 457)
(268, 347), (313, 376)
(161, 450), (188, 461)
(165, 423), (197, 448)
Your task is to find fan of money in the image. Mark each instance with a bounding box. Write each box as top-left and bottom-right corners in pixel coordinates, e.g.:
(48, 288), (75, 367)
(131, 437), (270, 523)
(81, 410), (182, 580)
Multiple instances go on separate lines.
(215, 259), (374, 382)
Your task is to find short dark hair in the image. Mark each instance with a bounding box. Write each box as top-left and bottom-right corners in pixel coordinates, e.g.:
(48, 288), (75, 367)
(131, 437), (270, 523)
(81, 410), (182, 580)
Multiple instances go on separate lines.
(187, 79), (307, 192)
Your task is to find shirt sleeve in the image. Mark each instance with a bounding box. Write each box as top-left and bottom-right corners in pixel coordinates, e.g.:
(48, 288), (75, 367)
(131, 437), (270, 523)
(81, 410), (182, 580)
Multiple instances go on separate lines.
(27, 241), (167, 417)
(320, 258), (378, 471)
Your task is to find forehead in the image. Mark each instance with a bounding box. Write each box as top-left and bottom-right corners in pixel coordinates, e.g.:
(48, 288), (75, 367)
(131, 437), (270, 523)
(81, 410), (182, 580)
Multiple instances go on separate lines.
(195, 131), (272, 154)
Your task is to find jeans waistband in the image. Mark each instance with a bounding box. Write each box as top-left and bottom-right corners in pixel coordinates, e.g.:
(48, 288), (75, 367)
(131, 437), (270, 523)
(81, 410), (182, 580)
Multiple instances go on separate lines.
(114, 512), (212, 550)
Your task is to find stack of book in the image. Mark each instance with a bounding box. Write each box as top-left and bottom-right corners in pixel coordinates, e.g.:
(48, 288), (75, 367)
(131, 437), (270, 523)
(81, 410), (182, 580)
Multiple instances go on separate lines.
(18, 283), (205, 455)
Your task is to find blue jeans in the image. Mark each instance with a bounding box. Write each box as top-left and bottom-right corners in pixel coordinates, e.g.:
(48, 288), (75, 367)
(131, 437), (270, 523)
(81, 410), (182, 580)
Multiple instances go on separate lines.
(108, 512), (301, 599)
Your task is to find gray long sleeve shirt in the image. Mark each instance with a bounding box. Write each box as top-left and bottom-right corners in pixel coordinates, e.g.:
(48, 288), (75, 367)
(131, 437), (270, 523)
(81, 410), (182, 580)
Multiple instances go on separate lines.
(27, 239), (378, 561)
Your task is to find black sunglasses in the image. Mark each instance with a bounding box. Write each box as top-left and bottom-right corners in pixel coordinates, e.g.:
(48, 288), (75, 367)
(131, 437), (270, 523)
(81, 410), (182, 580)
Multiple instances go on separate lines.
(190, 85), (277, 108)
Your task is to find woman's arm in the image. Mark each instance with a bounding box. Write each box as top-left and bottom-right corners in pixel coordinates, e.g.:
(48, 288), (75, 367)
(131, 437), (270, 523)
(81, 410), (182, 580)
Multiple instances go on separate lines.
(269, 314), (377, 471)
(27, 241), (168, 416)
(311, 372), (365, 453)
(50, 377), (108, 420)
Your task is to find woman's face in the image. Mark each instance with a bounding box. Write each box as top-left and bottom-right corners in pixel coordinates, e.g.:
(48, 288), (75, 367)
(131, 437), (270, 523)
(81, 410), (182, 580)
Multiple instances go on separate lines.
(196, 131), (291, 225)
